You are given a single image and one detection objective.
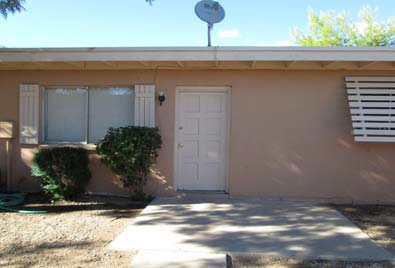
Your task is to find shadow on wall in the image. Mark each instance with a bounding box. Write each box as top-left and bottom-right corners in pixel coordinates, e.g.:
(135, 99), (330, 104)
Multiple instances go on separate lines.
(146, 165), (174, 196)
(87, 154), (174, 196)
(11, 145), (40, 192)
(336, 137), (395, 201)
(11, 145), (173, 197)
(242, 133), (395, 202)
(0, 140), (7, 189)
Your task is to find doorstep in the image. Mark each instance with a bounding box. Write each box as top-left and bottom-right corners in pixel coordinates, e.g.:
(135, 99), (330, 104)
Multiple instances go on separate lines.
(174, 190), (230, 200)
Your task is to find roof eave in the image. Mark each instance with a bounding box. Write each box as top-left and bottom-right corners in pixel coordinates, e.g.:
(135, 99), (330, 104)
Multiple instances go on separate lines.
(0, 47), (394, 70)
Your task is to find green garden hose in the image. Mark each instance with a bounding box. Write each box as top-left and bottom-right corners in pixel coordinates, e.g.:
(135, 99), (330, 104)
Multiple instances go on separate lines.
(0, 193), (46, 214)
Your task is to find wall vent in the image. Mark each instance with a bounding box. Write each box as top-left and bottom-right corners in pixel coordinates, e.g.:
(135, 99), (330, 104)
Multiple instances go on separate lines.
(346, 77), (395, 142)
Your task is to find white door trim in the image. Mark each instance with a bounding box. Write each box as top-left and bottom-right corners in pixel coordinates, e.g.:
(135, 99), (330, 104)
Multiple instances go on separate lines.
(174, 86), (231, 192)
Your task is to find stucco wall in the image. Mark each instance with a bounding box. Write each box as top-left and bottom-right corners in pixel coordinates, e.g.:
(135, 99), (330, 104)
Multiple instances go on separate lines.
(0, 69), (395, 202)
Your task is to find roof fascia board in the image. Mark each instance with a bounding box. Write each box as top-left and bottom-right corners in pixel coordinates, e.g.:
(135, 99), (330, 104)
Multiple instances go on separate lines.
(0, 47), (394, 63)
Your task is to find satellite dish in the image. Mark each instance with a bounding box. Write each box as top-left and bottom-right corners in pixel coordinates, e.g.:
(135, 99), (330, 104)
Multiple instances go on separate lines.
(195, 0), (225, 47)
(195, 0), (225, 25)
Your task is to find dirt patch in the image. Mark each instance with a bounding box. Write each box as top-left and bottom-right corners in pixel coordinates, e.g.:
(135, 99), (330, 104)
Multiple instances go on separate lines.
(0, 194), (147, 268)
(231, 255), (394, 268)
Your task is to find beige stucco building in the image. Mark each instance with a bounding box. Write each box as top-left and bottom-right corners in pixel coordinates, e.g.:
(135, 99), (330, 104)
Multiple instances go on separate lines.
(1, 47), (395, 202)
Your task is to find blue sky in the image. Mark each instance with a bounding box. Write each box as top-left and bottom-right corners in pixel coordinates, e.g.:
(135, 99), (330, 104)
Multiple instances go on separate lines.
(0, 0), (394, 47)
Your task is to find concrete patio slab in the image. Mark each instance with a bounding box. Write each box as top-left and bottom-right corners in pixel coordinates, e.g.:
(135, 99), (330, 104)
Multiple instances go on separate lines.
(130, 250), (226, 268)
(110, 197), (393, 261)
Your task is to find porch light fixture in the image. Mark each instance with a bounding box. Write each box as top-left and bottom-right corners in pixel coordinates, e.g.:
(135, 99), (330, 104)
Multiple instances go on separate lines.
(158, 91), (165, 106)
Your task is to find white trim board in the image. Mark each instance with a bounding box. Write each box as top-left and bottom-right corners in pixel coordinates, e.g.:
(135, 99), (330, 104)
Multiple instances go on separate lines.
(2, 47), (395, 62)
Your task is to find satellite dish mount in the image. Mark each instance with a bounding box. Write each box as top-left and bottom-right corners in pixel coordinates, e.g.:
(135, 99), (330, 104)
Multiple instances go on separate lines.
(195, 0), (225, 47)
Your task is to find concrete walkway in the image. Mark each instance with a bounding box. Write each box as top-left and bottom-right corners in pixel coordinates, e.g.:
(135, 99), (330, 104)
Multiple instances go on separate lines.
(109, 197), (393, 267)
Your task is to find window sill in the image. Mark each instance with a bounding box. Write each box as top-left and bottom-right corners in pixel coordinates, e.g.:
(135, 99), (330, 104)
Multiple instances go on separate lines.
(39, 143), (97, 152)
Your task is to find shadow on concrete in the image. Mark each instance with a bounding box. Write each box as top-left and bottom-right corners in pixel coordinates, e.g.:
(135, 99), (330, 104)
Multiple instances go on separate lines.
(110, 198), (393, 261)
(335, 204), (395, 256)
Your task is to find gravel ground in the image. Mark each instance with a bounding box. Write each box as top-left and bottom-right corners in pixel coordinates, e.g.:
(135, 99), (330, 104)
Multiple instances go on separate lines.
(231, 255), (394, 268)
(0, 194), (147, 268)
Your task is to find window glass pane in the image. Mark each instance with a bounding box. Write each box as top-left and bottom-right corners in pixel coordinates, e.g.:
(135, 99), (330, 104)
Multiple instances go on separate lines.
(88, 87), (134, 143)
(46, 88), (87, 142)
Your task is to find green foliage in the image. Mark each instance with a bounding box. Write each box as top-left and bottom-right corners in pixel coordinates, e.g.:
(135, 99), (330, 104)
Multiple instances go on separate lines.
(32, 147), (91, 200)
(292, 6), (395, 46)
(96, 126), (162, 197)
(1, 0), (151, 19)
(0, 0), (25, 18)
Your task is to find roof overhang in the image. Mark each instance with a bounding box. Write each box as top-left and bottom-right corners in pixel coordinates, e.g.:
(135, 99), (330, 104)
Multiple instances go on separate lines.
(0, 46), (394, 70)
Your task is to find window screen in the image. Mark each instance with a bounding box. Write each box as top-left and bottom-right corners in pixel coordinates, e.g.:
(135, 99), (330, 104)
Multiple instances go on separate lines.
(45, 88), (87, 143)
(88, 87), (134, 143)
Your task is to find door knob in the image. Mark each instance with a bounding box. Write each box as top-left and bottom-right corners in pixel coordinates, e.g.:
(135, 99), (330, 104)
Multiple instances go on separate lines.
(178, 143), (183, 149)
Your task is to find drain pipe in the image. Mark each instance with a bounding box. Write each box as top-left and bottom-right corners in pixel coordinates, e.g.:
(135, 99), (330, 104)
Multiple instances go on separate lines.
(0, 121), (14, 191)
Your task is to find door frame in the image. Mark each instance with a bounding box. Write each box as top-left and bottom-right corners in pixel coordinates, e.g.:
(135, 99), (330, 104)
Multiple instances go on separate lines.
(174, 86), (231, 192)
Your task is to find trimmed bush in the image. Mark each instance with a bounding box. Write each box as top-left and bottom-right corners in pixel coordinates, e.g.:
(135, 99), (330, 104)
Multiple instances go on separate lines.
(96, 126), (162, 197)
(32, 147), (91, 200)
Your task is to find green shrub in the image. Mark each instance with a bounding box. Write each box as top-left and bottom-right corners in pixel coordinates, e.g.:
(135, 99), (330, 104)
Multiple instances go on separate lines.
(32, 147), (91, 200)
(96, 126), (162, 197)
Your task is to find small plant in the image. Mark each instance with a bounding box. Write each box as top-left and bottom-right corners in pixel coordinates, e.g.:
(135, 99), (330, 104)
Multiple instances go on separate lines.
(96, 126), (162, 198)
(32, 147), (91, 200)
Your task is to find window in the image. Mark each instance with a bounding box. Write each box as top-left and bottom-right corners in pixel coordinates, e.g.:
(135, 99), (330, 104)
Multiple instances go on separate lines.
(88, 88), (134, 143)
(346, 77), (395, 142)
(44, 87), (135, 144)
(45, 88), (87, 143)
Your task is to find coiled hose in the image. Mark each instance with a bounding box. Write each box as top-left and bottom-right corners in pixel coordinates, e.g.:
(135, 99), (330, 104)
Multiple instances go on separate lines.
(0, 193), (46, 214)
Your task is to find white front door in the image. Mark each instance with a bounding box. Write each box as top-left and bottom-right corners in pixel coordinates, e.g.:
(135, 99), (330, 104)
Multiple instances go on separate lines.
(175, 89), (229, 191)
